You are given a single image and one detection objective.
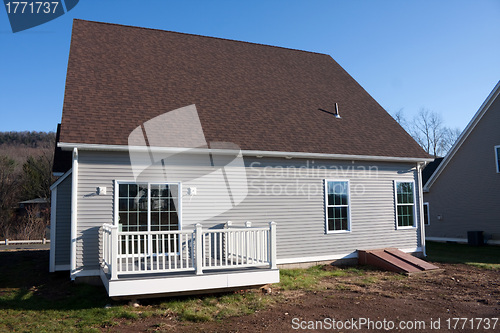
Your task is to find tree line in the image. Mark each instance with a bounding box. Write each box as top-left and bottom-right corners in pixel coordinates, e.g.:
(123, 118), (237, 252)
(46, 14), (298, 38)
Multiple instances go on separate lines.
(0, 131), (55, 240)
(0, 131), (55, 148)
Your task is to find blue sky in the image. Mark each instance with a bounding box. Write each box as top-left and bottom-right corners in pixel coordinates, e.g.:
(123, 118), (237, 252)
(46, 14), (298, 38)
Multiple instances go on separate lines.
(1, 0), (499, 133)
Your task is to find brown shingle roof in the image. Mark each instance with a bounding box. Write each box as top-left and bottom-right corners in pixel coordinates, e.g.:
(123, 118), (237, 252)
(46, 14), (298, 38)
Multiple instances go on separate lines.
(59, 19), (429, 159)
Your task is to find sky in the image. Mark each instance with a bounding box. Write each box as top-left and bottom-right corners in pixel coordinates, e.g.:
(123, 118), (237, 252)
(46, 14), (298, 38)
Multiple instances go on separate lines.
(1, 0), (499, 133)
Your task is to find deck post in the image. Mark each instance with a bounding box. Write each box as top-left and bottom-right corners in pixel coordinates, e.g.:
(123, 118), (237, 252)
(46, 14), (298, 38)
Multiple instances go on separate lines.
(195, 223), (203, 275)
(269, 221), (277, 269)
(110, 225), (118, 280)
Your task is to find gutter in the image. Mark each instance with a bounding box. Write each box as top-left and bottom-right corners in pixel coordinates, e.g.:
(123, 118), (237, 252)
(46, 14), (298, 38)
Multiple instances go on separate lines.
(58, 142), (434, 163)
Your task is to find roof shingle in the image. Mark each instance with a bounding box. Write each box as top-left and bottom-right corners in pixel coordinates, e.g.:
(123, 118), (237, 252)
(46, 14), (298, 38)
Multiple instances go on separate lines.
(59, 19), (429, 159)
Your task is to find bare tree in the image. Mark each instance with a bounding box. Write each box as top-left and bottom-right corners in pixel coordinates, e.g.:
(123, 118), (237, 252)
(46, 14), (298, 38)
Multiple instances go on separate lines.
(0, 155), (19, 238)
(410, 109), (445, 157)
(16, 205), (50, 240)
(440, 127), (462, 155)
(392, 108), (462, 158)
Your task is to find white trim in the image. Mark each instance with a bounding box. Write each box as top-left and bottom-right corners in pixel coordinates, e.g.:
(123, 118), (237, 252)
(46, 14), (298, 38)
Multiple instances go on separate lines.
(423, 202), (430, 226)
(70, 148), (78, 280)
(102, 269), (280, 298)
(276, 252), (358, 265)
(58, 142), (433, 163)
(50, 168), (72, 191)
(324, 179), (351, 233)
(495, 145), (500, 173)
(425, 81), (500, 190)
(394, 180), (417, 230)
(276, 247), (423, 265)
(52, 172), (64, 177)
(426, 236), (500, 246)
(49, 187), (57, 272)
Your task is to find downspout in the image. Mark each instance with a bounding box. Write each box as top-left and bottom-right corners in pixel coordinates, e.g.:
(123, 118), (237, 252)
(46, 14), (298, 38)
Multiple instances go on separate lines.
(49, 186), (57, 272)
(70, 148), (78, 280)
(417, 162), (426, 256)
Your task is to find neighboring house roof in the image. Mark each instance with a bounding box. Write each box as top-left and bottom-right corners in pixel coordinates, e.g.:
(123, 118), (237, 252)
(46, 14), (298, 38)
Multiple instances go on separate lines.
(424, 80), (500, 191)
(57, 20), (429, 160)
(422, 157), (443, 185)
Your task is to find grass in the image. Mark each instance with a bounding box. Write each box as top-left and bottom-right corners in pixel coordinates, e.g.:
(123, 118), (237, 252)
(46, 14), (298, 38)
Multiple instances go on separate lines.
(426, 241), (500, 270)
(0, 251), (275, 331)
(1, 242), (498, 331)
(278, 265), (369, 291)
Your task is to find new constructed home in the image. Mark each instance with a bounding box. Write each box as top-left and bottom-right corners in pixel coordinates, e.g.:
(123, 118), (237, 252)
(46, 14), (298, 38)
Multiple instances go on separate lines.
(50, 20), (432, 298)
(424, 81), (500, 245)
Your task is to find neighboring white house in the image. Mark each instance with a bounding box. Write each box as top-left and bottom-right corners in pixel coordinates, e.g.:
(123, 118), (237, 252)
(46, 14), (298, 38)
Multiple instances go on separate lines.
(424, 81), (500, 245)
(50, 20), (432, 298)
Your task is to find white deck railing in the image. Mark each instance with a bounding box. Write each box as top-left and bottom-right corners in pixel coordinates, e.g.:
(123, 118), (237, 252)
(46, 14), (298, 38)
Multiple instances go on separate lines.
(101, 222), (277, 280)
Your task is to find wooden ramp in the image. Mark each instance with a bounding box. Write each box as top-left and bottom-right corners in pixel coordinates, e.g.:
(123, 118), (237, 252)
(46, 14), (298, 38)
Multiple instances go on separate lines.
(358, 248), (440, 275)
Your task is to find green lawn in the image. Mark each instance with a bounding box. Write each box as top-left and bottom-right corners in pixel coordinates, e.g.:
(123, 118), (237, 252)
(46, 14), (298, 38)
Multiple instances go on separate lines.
(426, 241), (500, 270)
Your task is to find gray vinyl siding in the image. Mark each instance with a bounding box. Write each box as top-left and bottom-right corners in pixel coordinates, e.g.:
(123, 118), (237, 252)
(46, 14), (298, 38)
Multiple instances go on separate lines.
(425, 93), (500, 241)
(76, 151), (422, 273)
(55, 175), (71, 268)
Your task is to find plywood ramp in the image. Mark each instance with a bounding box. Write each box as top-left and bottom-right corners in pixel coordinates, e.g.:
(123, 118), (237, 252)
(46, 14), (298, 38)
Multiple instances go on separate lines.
(358, 248), (440, 275)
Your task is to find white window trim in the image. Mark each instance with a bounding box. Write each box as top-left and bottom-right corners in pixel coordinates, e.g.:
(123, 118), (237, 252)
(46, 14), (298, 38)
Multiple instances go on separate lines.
(113, 180), (183, 232)
(495, 145), (500, 173)
(423, 202), (430, 226)
(394, 180), (417, 230)
(324, 179), (351, 234)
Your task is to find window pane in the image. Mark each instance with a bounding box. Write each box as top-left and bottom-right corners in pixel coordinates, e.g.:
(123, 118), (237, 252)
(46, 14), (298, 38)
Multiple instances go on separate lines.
(397, 205), (414, 227)
(118, 199), (128, 211)
(119, 184), (128, 197)
(397, 182), (414, 204)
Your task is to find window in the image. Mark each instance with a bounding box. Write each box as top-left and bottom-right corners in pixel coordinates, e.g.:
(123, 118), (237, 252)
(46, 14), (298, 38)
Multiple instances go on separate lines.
(395, 181), (416, 228)
(325, 180), (350, 232)
(423, 202), (430, 226)
(496, 146), (500, 173)
(117, 182), (180, 232)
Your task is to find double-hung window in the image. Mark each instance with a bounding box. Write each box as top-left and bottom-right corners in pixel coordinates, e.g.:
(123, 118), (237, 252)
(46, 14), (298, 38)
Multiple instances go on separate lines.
(325, 180), (350, 232)
(395, 181), (416, 228)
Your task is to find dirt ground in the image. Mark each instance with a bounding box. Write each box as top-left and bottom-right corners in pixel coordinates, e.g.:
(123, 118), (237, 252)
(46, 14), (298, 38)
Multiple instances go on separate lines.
(115, 263), (499, 332)
(1, 250), (498, 332)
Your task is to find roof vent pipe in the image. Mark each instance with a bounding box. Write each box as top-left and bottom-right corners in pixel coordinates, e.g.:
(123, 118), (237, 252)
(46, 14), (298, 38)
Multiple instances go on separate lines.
(334, 103), (341, 119)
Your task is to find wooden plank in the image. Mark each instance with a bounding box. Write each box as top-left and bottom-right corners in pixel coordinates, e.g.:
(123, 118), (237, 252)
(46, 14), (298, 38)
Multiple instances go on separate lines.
(384, 248), (440, 270)
(358, 248), (440, 274)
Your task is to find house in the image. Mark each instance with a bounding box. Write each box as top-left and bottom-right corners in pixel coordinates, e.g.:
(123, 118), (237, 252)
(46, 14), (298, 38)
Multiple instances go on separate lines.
(50, 20), (432, 298)
(424, 81), (500, 245)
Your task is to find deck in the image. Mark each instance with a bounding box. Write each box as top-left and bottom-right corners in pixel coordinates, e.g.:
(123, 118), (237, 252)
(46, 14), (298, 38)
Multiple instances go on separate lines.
(100, 222), (279, 298)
